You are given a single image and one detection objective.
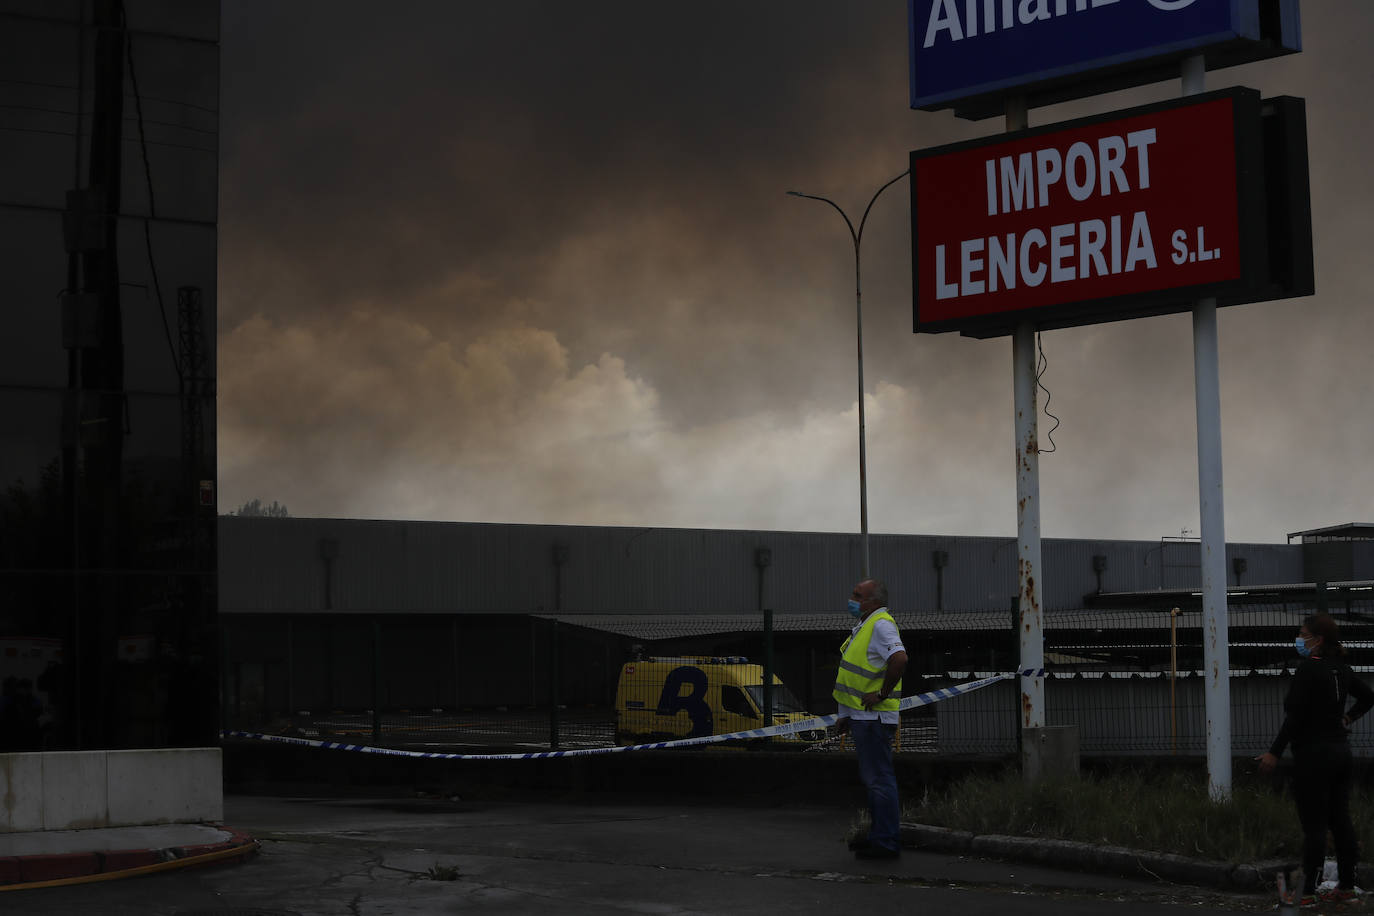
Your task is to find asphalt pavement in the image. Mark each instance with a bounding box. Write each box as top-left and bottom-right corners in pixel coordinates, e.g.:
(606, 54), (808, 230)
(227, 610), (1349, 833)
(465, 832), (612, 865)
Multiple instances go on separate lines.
(0, 791), (1286, 915)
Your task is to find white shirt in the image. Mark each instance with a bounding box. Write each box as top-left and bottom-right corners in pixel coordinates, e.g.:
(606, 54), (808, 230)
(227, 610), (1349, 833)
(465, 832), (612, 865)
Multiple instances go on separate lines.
(837, 609), (905, 725)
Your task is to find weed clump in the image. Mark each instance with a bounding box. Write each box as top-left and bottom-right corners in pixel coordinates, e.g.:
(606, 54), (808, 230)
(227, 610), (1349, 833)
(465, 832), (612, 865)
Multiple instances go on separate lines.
(907, 768), (1374, 864)
(423, 862), (462, 881)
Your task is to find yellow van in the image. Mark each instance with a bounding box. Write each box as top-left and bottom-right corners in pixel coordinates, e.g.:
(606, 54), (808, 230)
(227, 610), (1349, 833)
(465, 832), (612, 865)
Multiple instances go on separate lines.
(614, 656), (823, 745)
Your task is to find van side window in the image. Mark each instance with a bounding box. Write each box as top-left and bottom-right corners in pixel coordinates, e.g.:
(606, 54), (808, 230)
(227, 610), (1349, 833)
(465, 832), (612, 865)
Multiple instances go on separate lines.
(721, 685), (757, 718)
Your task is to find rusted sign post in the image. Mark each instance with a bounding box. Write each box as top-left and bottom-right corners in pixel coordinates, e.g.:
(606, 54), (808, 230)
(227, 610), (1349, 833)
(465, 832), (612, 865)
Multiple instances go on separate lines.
(1182, 54), (1233, 802)
(1004, 96), (1045, 756)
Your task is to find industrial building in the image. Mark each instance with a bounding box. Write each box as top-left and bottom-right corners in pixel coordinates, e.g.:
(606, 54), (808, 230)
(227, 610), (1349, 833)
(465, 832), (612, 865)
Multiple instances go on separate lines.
(219, 516), (1345, 618)
(219, 516), (1374, 756)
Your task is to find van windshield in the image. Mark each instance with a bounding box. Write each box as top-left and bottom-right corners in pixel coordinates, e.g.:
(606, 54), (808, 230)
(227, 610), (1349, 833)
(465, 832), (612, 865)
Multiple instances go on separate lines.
(744, 684), (807, 714)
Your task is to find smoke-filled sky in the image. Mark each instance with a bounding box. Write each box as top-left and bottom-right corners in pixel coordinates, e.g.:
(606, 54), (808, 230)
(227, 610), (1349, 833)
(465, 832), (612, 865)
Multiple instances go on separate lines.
(217, 2), (1373, 544)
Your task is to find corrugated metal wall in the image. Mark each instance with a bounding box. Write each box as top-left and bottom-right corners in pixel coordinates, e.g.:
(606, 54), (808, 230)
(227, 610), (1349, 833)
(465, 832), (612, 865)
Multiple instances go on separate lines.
(1358, 543), (1374, 581)
(220, 517), (1311, 616)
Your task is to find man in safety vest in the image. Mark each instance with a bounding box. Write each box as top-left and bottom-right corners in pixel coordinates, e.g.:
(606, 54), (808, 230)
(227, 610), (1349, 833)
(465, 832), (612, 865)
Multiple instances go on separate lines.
(834, 577), (908, 859)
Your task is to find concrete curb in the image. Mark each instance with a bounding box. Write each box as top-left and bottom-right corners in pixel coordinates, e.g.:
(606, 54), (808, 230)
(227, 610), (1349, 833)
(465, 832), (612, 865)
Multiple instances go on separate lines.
(0, 828), (258, 889)
(902, 822), (1316, 891)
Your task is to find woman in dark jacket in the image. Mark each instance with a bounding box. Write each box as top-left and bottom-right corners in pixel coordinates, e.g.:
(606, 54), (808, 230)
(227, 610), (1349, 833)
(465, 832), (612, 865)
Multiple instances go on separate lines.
(1258, 613), (1374, 905)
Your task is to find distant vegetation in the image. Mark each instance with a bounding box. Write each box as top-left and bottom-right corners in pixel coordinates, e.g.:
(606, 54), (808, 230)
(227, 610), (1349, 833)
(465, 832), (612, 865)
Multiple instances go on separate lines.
(227, 499), (290, 518)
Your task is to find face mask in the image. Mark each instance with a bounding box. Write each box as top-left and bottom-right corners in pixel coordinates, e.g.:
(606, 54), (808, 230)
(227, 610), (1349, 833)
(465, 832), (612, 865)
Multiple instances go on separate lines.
(847, 599), (863, 619)
(1296, 636), (1313, 658)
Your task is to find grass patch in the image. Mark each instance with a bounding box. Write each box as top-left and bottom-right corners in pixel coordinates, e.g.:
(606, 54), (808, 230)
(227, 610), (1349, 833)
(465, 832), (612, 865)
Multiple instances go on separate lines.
(905, 768), (1374, 865)
(422, 862), (462, 881)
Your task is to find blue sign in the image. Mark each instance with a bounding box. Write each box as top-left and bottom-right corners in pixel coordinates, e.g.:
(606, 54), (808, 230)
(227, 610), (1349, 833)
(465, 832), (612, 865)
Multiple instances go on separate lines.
(910, 0), (1301, 119)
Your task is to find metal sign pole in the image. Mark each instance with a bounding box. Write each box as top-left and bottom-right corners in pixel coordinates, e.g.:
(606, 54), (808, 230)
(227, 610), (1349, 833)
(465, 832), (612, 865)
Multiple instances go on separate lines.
(1182, 54), (1232, 801)
(1014, 322), (1045, 736)
(1006, 97), (1045, 773)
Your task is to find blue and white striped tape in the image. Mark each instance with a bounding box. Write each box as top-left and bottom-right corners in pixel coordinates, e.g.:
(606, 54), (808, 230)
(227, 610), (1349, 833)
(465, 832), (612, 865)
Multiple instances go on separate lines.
(221, 670), (1038, 761)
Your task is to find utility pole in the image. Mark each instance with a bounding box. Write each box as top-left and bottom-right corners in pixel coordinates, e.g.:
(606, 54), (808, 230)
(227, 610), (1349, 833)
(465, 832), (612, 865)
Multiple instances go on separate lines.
(61, 0), (127, 749)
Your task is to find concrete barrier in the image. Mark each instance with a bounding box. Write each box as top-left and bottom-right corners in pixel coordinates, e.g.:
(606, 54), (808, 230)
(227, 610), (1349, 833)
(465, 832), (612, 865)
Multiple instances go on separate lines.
(0, 748), (222, 832)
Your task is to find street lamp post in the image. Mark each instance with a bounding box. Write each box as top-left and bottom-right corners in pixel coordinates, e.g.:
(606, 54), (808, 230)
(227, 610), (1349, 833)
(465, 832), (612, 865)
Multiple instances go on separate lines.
(787, 170), (909, 579)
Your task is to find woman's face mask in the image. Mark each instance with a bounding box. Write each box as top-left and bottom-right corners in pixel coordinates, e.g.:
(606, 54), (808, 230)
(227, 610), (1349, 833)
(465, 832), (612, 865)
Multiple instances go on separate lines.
(1296, 635), (1317, 657)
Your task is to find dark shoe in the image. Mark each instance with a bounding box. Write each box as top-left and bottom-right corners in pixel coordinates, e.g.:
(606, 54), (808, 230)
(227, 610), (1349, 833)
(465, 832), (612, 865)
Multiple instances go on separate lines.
(846, 837), (871, 851)
(854, 845), (900, 860)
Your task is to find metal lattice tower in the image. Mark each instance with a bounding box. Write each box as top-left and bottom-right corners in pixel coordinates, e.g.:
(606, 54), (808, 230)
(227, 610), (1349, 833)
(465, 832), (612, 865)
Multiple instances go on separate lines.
(178, 285), (204, 484)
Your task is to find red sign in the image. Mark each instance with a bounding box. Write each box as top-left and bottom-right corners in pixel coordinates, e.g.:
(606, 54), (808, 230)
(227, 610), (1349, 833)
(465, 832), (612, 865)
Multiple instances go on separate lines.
(912, 88), (1265, 336)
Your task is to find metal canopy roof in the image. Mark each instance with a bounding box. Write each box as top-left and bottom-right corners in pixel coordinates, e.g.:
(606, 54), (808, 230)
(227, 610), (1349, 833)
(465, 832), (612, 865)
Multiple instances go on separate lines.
(1085, 580), (1374, 610)
(535, 606), (1332, 641)
(1287, 523), (1374, 543)
(536, 613), (845, 640)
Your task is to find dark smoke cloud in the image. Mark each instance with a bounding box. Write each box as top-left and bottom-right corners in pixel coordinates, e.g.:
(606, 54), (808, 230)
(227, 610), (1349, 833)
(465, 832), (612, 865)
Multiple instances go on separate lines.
(218, 2), (1374, 542)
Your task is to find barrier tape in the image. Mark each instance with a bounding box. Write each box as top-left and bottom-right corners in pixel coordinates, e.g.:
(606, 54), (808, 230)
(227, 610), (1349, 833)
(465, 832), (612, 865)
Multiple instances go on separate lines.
(221, 670), (1034, 761)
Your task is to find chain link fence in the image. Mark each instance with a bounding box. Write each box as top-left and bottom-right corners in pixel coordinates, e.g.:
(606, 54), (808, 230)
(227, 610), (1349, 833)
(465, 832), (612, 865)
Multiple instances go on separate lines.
(221, 588), (1374, 757)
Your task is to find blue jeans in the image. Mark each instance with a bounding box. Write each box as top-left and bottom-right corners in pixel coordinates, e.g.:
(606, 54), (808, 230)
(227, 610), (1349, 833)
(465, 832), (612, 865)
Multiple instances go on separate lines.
(851, 719), (900, 852)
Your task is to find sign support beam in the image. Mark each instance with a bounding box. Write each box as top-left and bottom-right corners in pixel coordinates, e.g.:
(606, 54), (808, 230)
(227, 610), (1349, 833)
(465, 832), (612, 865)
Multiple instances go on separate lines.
(1183, 53), (1232, 802)
(1007, 96), (1045, 779)
(1014, 321), (1044, 735)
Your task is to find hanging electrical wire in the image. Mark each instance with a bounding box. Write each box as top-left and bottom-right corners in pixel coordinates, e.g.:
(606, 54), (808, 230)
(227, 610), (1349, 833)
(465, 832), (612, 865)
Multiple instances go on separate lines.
(122, 7), (182, 387)
(0, 76), (220, 115)
(0, 100), (218, 136)
(1035, 331), (1060, 454)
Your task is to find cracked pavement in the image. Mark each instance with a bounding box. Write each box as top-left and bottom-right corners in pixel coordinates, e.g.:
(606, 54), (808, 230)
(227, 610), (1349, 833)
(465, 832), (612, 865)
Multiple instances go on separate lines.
(0, 795), (1285, 914)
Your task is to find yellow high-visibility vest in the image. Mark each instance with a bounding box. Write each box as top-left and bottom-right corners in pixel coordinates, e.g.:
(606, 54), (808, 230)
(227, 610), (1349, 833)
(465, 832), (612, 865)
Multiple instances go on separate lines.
(833, 610), (902, 712)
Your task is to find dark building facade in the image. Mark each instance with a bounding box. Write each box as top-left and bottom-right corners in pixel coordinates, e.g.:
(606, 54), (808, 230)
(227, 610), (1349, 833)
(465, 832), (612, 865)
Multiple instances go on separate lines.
(0, 1), (219, 751)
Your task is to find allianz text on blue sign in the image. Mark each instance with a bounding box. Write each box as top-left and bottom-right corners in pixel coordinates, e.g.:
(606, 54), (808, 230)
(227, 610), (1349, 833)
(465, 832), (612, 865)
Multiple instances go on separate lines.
(910, 0), (1298, 113)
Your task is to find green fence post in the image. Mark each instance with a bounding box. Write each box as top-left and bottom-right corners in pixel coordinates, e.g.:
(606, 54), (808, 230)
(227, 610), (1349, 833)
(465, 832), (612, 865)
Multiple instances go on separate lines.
(220, 622), (230, 734)
(763, 608), (774, 728)
(755, 547), (772, 733)
(286, 616), (294, 722)
(550, 619), (561, 750)
(372, 617), (382, 745)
